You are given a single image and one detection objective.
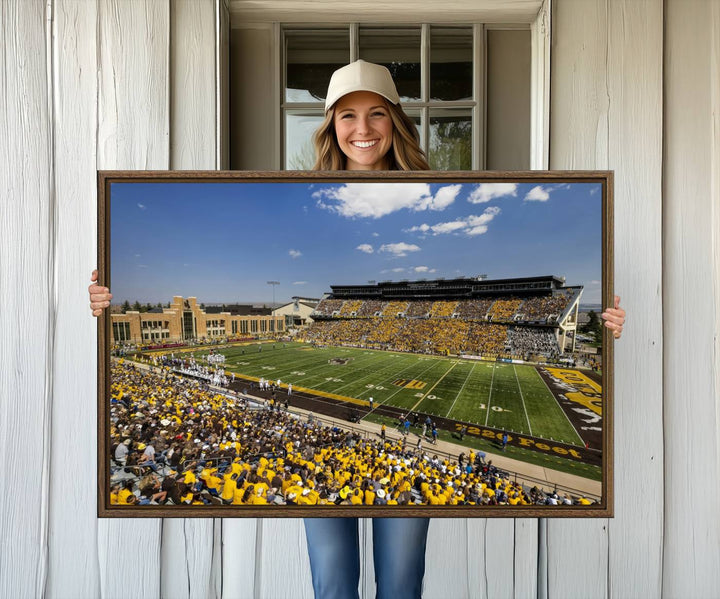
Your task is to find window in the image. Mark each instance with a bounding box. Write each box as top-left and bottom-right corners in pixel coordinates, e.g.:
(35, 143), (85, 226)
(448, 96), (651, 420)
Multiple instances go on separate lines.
(112, 322), (131, 343)
(283, 25), (479, 170)
(230, 21), (534, 170)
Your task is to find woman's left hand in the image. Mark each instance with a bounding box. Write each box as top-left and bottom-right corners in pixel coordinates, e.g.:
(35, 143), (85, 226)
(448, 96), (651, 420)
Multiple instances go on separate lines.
(601, 295), (625, 339)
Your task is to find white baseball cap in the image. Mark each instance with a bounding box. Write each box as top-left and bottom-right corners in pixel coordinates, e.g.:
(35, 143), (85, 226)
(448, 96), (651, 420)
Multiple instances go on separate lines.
(324, 60), (400, 112)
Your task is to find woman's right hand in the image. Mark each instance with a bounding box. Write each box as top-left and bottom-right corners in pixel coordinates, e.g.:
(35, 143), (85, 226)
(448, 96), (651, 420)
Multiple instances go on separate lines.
(89, 269), (112, 316)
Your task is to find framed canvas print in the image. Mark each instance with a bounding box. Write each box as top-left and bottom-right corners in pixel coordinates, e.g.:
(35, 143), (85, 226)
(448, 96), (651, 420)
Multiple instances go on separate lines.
(97, 170), (613, 517)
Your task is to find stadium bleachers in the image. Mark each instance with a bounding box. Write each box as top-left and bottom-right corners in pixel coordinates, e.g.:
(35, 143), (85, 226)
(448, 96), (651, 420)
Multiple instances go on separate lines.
(306, 279), (580, 360)
(109, 362), (589, 508)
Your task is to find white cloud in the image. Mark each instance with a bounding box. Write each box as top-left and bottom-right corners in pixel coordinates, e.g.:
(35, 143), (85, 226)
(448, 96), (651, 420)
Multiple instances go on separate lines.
(428, 221), (467, 235)
(431, 184), (462, 211)
(138, 264), (148, 268)
(406, 206), (502, 237)
(380, 267), (406, 274)
(406, 223), (431, 234)
(525, 186), (550, 202)
(589, 280), (601, 285)
(468, 183), (518, 204)
(289, 249), (302, 258)
(313, 183), (459, 218)
(413, 266), (437, 273)
(293, 281), (307, 285)
(372, 232), (380, 237)
(134, 254), (141, 258)
(379, 242), (421, 257)
(137, 203), (146, 210)
(356, 244), (374, 254)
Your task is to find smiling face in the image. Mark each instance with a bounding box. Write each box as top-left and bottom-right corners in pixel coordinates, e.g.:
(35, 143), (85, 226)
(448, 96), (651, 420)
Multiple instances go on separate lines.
(333, 91), (394, 170)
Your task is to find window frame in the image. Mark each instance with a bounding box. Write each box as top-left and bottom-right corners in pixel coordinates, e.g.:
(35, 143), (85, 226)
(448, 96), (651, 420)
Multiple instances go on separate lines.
(281, 23), (487, 170)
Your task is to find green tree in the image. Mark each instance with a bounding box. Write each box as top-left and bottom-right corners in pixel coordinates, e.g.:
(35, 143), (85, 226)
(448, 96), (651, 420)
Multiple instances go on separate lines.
(582, 310), (603, 342)
(132, 301), (142, 312)
(429, 119), (472, 171)
(121, 300), (130, 313)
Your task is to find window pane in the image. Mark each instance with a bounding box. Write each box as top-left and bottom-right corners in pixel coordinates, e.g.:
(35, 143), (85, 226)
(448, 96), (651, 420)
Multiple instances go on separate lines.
(429, 109), (472, 170)
(286, 30), (350, 103)
(285, 112), (324, 169)
(359, 28), (421, 102)
(486, 30), (530, 169)
(402, 108), (423, 148)
(430, 27), (473, 101)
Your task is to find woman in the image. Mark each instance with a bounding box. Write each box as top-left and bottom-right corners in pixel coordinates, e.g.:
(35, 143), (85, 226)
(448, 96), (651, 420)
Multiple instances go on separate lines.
(89, 60), (626, 598)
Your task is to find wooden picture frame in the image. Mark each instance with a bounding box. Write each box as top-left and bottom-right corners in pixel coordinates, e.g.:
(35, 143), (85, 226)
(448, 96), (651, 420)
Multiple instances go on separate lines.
(98, 170), (613, 518)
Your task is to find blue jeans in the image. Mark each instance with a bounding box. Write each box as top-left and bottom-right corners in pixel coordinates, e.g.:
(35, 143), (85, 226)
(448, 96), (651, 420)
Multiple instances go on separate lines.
(303, 517), (430, 599)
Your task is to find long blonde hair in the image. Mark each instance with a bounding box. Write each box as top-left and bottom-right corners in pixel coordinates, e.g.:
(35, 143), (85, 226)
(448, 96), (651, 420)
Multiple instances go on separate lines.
(312, 100), (430, 171)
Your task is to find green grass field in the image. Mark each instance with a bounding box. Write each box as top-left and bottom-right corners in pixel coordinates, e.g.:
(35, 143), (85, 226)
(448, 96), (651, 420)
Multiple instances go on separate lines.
(213, 342), (584, 446)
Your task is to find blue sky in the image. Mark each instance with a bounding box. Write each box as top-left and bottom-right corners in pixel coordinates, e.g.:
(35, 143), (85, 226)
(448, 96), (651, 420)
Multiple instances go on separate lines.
(110, 180), (603, 305)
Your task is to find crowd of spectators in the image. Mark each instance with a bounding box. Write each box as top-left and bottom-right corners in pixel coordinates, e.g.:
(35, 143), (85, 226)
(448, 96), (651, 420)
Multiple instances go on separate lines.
(515, 294), (572, 323)
(109, 362), (592, 507)
(382, 301), (409, 317)
(506, 327), (560, 357)
(302, 318), (510, 356)
(454, 299), (494, 321)
(313, 295), (575, 325)
(429, 300), (457, 318)
(356, 300), (386, 317)
(339, 300), (364, 316)
(405, 300), (433, 317)
(313, 298), (344, 316)
(305, 293), (582, 360)
(488, 298), (523, 322)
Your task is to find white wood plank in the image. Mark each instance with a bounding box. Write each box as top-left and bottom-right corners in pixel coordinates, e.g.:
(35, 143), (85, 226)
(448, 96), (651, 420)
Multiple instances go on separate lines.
(218, 0), (230, 170)
(161, 519), (217, 599)
(605, 1), (664, 597)
(170, 0), (217, 170)
(161, 3), (222, 598)
(663, 1), (720, 595)
(228, 0), (543, 24)
(47, 1), (102, 597)
(513, 519), (539, 599)
(98, 519), (162, 598)
(221, 519), (258, 598)
(530, 0), (550, 170)
(96, 2), (170, 596)
(463, 519), (519, 599)
(257, 519), (314, 598)
(0, 2), (52, 598)
(97, 0), (170, 170)
(422, 519), (472, 599)
(548, 1), (609, 596)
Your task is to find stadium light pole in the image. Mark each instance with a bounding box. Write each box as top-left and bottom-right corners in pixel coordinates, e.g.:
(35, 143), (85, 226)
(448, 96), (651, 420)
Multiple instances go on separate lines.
(267, 281), (280, 310)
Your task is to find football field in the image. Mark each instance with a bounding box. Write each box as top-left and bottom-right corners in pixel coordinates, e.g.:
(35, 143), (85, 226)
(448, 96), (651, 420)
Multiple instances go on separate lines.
(215, 342), (585, 446)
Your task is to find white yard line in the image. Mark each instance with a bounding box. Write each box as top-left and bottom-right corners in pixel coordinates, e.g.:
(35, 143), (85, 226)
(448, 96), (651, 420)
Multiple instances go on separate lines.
(532, 366), (584, 445)
(445, 361), (476, 419)
(376, 359), (447, 405)
(409, 361), (459, 413)
(330, 353), (422, 395)
(292, 349), (393, 388)
(513, 364), (533, 436)
(484, 363), (497, 426)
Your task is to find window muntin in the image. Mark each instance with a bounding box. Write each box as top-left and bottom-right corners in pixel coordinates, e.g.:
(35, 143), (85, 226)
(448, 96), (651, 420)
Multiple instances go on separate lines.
(282, 25), (478, 170)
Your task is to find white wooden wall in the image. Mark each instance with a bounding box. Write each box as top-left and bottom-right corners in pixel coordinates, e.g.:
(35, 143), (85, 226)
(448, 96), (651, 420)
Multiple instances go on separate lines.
(1, 0), (718, 597)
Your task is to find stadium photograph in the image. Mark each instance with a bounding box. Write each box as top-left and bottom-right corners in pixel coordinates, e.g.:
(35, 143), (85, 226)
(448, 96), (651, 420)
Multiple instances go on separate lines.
(99, 172), (612, 516)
